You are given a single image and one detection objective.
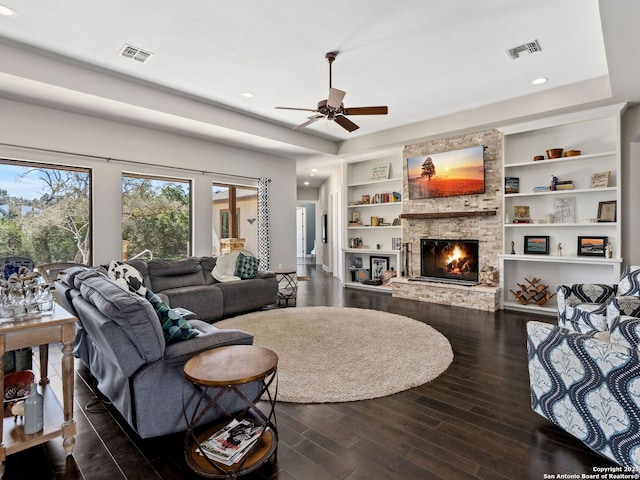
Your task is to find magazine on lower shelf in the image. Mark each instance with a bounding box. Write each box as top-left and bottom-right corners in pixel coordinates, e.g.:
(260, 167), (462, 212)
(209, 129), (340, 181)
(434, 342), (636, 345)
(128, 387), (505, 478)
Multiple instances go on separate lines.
(197, 418), (263, 466)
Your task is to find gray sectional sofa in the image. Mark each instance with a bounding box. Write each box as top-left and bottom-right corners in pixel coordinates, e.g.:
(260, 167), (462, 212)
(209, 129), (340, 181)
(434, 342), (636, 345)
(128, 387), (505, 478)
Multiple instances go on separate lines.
(52, 255), (277, 439)
(127, 256), (278, 322)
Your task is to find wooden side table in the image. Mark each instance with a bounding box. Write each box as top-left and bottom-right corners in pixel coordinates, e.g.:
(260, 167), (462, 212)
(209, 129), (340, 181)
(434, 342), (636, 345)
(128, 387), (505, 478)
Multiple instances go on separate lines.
(273, 270), (297, 307)
(0, 306), (77, 478)
(183, 345), (278, 478)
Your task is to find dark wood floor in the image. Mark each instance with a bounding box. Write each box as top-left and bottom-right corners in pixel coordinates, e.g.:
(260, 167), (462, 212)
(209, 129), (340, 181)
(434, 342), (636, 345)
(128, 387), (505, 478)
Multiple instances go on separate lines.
(6, 264), (617, 479)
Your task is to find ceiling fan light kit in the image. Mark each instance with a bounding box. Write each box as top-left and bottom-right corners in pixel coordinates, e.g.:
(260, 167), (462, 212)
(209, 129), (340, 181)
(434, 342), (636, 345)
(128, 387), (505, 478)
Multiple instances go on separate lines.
(276, 51), (388, 132)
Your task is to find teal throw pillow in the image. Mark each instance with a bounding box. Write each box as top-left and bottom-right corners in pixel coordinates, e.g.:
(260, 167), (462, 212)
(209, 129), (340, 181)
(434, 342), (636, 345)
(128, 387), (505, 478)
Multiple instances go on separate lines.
(145, 289), (199, 343)
(235, 253), (259, 279)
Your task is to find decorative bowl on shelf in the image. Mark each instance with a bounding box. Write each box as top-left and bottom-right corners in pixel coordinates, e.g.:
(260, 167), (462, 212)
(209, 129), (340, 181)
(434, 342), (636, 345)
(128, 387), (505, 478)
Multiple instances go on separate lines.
(565, 149), (581, 157)
(4, 369), (35, 402)
(546, 148), (563, 159)
(533, 155), (545, 161)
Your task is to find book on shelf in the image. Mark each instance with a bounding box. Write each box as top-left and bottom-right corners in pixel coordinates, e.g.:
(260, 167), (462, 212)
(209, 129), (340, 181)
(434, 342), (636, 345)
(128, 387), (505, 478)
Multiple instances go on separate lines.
(197, 418), (263, 466)
(505, 177), (520, 194)
(533, 186), (550, 192)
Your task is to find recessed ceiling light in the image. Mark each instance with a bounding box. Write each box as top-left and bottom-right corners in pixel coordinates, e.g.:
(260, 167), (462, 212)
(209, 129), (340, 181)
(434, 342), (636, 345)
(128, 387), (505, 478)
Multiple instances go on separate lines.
(304, 181), (310, 186)
(531, 77), (548, 85)
(242, 92), (255, 98)
(311, 169), (318, 172)
(0, 5), (17, 17)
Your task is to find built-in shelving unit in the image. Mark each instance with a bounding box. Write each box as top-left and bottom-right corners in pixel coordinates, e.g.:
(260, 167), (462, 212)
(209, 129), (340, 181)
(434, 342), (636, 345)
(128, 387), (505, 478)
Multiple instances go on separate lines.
(498, 103), (626, 315)
(343, 151), (402, 292)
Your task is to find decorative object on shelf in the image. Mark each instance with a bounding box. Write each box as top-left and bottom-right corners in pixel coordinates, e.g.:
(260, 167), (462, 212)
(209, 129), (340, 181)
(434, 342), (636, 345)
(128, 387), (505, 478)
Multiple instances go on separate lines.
(546, 148), (563, 159)
(513, 205), (531, 223)
(505, 177), (519, 194)
(370, 256), (390, 281)
(511, 241), (516, 255)
(407, 145), (485, 199)
(391, 237), (402, 250)
(355, 269), (370, 283)
(606, 242), (613, 258)
(565, 149), (581, 157)
(577, 236), (608, 257)
(361, 194), (370, 204)
(24, 382), (44, 434)
(381, 269), (397, 286)
(552, 196), (575, 223)
(524, 236), (550, 255)
(350, 211), (360, 223)
(479, 266), (498, 287)
(369, 163), (390, 181)
(348, 257), (363, 271)
(10, 400), (24, 422)
(557, 242), (563, 256)
(590, 171), (610, 188)
(509, 277), (556, 306)
(533, 155), (545, 161)
(597, 200), (616, 222)
(4, 369), (35, 402)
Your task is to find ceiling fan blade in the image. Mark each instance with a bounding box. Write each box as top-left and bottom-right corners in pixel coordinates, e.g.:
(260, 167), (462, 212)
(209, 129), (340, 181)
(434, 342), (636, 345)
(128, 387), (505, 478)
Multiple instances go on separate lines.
(275, 106), (318, 112)
(334, 115), (360, 132)
(293, 115), (323, 130)
(327, 88), (346, 109)
(343, 106), (388, 116)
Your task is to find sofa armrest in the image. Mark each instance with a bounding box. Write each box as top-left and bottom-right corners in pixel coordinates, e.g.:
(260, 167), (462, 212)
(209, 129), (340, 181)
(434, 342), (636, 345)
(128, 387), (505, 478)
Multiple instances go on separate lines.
(255, 270), (275, 279)
(527, 320), (640, 469)
(163, 321), (253, 364)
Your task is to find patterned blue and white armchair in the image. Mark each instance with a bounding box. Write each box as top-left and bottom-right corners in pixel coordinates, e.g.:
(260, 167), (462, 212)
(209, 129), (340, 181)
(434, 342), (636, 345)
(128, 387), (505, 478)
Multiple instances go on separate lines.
(557, 266), (640, 335)
(527, 317), (640, 468)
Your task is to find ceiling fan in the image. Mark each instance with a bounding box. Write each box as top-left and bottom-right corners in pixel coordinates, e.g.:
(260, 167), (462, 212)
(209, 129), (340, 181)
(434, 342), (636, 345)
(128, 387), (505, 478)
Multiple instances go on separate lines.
(275, 51), (388, 132)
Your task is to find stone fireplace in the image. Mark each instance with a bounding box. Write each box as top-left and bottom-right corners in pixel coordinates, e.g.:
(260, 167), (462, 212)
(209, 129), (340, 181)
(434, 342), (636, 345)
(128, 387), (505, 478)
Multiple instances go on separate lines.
(391, 129), (503, 311)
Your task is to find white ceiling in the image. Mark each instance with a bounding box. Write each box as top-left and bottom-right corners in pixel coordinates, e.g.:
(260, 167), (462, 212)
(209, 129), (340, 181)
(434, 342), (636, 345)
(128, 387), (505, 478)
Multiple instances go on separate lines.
(0, 0), (638, 187)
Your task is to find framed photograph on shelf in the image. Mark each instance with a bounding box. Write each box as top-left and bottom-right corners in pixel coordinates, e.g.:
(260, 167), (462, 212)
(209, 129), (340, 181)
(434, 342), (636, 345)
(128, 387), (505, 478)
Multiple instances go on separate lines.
(513, 205), (531, 223)
(553, 196), (575, 223)
(590, 171), (610, 188)
(577, 236), (608, 257)
(370, 256), (390, 281)
(348, 256), (363, 270)
(505, 177), (520, 194)
(523, 236), (550, 255)
(597, 200), (616, 222)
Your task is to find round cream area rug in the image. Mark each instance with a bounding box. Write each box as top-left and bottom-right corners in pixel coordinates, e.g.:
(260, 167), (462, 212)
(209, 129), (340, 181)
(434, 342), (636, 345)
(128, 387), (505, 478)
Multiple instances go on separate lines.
(216, 306), (454, 403)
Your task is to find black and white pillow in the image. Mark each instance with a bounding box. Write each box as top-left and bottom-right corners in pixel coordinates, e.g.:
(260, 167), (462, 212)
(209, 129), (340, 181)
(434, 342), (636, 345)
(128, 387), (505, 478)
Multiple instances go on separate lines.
(108, 260), (147, 296)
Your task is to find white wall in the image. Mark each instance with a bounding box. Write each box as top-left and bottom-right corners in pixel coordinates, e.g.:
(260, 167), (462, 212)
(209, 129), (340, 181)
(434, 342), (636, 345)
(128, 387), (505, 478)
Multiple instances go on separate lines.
(0, 98), (297, 269)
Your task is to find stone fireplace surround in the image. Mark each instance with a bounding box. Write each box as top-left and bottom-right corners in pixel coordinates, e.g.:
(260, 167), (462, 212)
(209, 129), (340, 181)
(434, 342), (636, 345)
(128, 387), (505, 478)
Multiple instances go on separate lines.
(391, 129), (503, 312)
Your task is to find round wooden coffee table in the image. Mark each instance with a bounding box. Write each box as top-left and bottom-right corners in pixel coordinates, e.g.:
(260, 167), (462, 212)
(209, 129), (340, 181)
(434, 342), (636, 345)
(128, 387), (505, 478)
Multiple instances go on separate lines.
(183, 345), (278, 478)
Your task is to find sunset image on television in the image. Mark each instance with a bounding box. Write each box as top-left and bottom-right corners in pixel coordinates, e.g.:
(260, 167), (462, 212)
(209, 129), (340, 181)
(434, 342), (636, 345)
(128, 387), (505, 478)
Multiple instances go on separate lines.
(407, 145), (485, 199)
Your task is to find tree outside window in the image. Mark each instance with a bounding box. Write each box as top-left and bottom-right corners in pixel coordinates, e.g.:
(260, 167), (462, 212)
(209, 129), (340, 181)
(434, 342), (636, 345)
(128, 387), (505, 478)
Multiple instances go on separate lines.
(122, 174), (191, 261)
(0, 160), (91, 266)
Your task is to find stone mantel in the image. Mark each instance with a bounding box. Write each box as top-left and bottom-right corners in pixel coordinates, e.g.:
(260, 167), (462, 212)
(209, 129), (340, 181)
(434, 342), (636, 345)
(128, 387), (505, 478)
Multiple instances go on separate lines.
(400, 210), (497, 220)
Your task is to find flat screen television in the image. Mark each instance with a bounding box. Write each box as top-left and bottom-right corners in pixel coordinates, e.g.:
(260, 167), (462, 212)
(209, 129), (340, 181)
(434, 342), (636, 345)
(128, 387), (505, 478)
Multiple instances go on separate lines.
(407, 145), (485, 199)
(419, 238), (479, 285)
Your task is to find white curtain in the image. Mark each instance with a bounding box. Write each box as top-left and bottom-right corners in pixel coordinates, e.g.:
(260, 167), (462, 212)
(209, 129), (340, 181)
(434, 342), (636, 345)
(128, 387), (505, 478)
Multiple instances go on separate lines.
(257, 178), (270, 269)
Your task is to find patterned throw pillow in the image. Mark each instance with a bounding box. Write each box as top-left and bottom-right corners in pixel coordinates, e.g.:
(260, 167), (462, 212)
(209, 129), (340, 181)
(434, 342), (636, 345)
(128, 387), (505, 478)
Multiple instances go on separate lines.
(108, 260), (147, 296)
(235, 253), (259, 279)
(145, 289), (199, 343)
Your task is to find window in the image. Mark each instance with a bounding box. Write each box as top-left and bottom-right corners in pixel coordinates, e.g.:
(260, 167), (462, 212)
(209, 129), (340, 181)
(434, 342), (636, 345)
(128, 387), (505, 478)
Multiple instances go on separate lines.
(122, 174), (191, 260)
(212, 184), (257, 255)
(0, 159), (92, 266)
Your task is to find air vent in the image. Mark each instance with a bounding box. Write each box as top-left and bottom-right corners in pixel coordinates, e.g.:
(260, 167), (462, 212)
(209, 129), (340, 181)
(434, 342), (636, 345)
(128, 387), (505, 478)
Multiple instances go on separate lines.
(119, 44), (154, 63)
(506, 39), (541, 60)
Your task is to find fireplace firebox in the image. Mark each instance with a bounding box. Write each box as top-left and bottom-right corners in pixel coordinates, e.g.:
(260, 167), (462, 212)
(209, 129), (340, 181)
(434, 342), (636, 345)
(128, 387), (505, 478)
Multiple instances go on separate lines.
(418, 238), (479, 285)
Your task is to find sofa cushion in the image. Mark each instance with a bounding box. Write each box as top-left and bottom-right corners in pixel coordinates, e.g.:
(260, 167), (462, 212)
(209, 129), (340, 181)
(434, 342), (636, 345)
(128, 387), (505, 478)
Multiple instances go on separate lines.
(78, 275), (165, 362)
(145, 289), (199, 343)
(147, 257), (205, 292)
(235, 252), (259, 279)
(108, 260), (147, 296)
